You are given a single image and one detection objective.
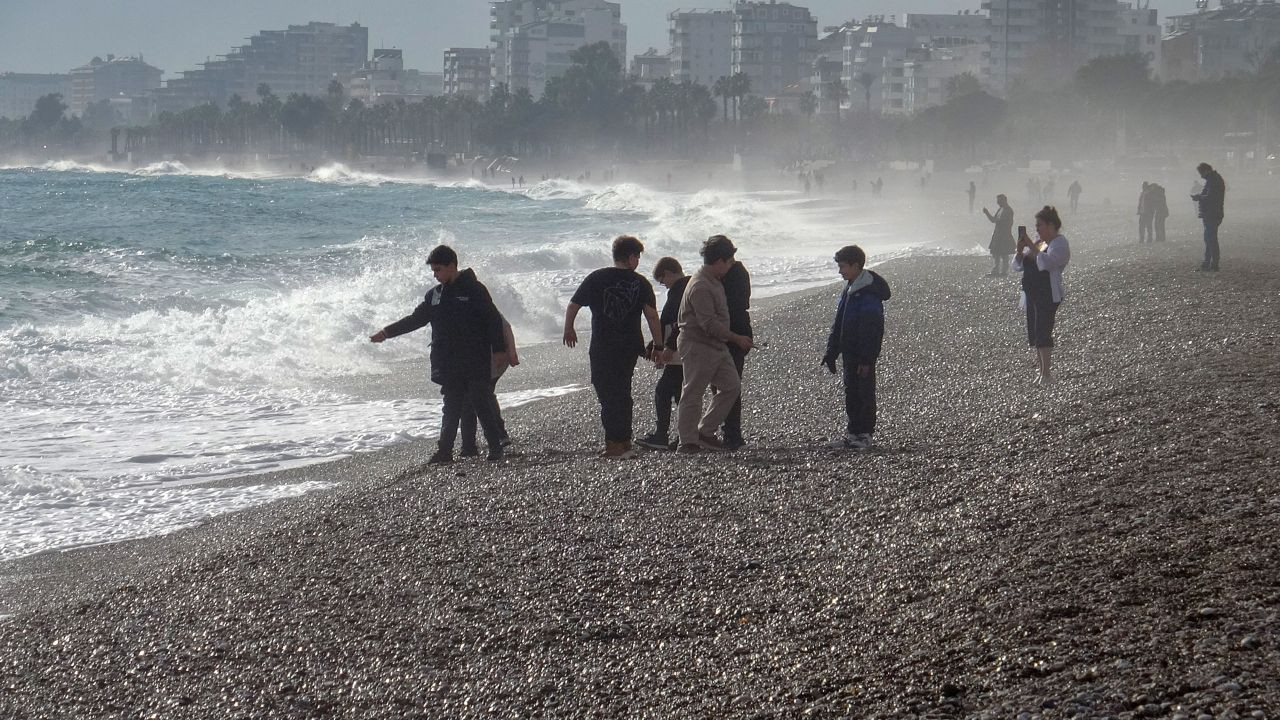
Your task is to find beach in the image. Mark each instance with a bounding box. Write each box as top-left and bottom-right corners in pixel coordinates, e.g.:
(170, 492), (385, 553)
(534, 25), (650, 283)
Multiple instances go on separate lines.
(2, 201), (1278, 718)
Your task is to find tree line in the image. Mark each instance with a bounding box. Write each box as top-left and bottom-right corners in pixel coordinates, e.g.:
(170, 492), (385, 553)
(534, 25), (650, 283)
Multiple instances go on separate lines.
(3, 41), (1279, 169)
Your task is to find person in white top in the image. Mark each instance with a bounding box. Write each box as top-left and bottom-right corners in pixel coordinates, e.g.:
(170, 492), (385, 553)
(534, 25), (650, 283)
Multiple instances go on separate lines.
(1013, 206), (1071, 385)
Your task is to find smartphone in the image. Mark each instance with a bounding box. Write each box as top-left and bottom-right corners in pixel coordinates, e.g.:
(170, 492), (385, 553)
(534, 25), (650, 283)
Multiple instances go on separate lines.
(1017, 225), (1028, 238)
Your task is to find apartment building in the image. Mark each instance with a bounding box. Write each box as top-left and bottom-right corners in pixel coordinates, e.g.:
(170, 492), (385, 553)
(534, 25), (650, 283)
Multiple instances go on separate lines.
(669, 9), (734, 87)
(444, 48), (492, 99)
(490, 0), (626, 96)
(0, 72), (71, 120)
(68, 55), (162, 116)
(731, 1), (818, 98)
(1117, 2), (1162, 78)
(986, 0), (1123, 93)
(632, 48), (674, 89)
(1163, 1), (1280, 81)
(153, 22), (368, 113)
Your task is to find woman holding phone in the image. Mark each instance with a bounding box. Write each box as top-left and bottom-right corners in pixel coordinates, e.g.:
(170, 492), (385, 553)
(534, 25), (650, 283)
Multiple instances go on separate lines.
(1014, 206), (1071, 385)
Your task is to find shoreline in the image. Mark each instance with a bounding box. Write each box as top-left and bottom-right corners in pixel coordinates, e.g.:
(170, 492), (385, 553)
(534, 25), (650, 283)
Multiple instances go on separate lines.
(2, 193), (1278, 716)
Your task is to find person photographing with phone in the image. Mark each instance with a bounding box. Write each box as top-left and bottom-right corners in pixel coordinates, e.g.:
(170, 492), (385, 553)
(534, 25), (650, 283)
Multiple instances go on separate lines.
(1014, 207), (1071, 386)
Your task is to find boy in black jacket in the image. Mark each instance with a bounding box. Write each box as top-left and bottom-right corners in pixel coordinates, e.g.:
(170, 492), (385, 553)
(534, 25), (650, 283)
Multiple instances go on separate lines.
(636, 257), (689, 450)
(370, 245), (508, 463)
(822, 245), (891, 450)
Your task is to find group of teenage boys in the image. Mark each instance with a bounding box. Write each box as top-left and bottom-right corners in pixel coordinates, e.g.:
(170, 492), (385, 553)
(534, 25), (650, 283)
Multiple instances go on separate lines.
(371, 235), (890, 461)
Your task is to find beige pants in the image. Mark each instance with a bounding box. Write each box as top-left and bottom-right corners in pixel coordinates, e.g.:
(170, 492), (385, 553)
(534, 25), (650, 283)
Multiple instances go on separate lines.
(676, 342), (741, 445)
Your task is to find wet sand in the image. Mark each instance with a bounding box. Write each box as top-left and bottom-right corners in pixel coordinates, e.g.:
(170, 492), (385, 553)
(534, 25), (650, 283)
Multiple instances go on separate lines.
(1, 204), (1277, 718)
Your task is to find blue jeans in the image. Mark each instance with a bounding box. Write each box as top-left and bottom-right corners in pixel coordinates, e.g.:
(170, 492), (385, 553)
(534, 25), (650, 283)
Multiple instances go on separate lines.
(1202, 218), (1222, 268)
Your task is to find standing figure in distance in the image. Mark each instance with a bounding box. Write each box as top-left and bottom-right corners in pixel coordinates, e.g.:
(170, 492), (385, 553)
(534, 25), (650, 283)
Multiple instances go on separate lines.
(563, 235), (663, 458)
(369, 245), (509, 464)
(822, 245), (891, 450)
(967, 180), (977, 214)
(1138, 181), (1155, 244)
(983, 194), (1016, 277)
(1191, 162), (1226, 271)
(1067, 180), (1082, 213)
(1149, 183), (1169, 243)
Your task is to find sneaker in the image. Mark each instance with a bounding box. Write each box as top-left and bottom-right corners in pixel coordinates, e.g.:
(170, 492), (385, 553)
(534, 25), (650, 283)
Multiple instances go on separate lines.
(615, 442), (638, 460)
(427, 449), (453, 465)
(1197, 263), (1212, 272)
(676, 443), (702, 454)
(825, 433), (858, 449)
(844, 434), (870, 450)
(723, 436), (747, 451)
(498, 436), (514, 449)
(1035, 375), (1053, 387)
(486, 445), (504, 462)
(601, 441), (636, 458)
(459, 445), (480, 458)
(857, 433), (875, 450)
(635, 433), (672, 451)
(697, 433), (726, 451)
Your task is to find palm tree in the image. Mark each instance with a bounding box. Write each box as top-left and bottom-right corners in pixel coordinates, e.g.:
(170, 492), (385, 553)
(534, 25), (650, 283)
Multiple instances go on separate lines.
(827, 79), (850, 122)
(800, 91), (818, 122)
(730, 72), (751, 123)
(713, 76), (730, 122)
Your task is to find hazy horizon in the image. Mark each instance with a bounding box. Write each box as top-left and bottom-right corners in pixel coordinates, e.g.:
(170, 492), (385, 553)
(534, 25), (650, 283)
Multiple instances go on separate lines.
(0, 0), (1198, 79)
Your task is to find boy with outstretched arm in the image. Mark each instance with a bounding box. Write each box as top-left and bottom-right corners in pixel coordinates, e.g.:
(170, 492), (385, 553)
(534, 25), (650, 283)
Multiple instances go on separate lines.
(822, 245), (891, 450)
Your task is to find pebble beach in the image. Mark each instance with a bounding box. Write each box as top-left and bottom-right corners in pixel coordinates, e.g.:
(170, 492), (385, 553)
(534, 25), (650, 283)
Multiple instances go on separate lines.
(1, 203), (1277, 719)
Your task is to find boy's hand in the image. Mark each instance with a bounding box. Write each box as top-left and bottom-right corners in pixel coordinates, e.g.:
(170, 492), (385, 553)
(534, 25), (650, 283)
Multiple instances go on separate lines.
(822, 354), (837, 374)
(370, 330), (387, 343)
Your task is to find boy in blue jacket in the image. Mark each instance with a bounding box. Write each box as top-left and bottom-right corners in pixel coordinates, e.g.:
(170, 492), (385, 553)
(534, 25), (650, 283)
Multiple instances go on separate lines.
(822, 245), (891, 450)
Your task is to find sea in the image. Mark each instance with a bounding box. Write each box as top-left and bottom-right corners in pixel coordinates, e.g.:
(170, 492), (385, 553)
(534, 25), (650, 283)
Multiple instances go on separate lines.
(0, 160), (945, 563)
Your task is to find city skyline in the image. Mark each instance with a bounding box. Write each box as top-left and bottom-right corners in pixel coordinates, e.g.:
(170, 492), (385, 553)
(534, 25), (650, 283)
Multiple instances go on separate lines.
(0, 0), (1197, 78)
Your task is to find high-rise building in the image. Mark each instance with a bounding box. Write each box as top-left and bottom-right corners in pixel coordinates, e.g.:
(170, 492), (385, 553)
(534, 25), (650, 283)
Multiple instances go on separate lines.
(843, 22), (920, 114)
(0, 72), (72, 120)
(1162, 1), (1277, 81)
(1117, 3), (1162, 78)
(343, 49), (442, 105)
(901, 43), (990, 114)
(489, 0), (626, 97)
(669, 9), (734, 87)
(444, 48), (492, 99)
(68, 55), (162, 116)
(985, 0), (1123, 93)
(153, 22), (368, 113)
(731, 1), (818, 98)
(632, 48), (674, 89)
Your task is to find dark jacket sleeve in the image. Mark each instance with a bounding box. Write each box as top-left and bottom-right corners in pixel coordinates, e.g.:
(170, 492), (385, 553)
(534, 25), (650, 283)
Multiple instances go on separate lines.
(724, 264), (753, 337)
(825, 286), (847, 360)
(383, 296), (433, 338)
(661, 276), (688, 350)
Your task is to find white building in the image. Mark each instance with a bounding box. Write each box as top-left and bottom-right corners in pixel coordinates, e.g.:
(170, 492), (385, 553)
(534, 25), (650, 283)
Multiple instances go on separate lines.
(0, 72), (71, 120)
(731, 1), (819, 99)
(490, 0), (626, 95)
(1162, 1), (1279, 81)
(632, 48), (674, 89)
(68, 55), (162, 117)
(444, 48), (491, 99)
(985, 0), (1123, 93)
(843, 22), (920, 114)
(1117, 3), (1162, 78)
(668, 9), (734, 87)
(343, 49), (442, 105)
(901, 43), (991, 114)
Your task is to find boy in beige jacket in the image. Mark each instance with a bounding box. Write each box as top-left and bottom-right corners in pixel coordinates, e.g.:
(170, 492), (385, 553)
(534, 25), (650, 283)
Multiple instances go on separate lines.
(675, 235), (754, 453)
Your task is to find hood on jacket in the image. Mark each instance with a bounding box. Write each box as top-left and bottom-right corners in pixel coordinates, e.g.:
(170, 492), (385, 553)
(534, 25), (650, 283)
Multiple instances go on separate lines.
(847, 269), (891, 301)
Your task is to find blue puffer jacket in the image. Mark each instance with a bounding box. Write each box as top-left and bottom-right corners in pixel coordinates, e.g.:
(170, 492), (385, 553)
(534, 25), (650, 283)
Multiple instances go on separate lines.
(825, 270), (891, 366)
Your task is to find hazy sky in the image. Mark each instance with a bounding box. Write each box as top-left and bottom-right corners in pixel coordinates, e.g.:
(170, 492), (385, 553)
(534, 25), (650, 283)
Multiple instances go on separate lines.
(0, 0), (1194, 77)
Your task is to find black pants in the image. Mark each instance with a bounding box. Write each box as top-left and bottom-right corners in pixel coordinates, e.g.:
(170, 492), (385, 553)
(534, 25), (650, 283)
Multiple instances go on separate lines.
(590, 351), (638, 442)
(1203, 217), (1221, 268)
(460, 378), (506, 450)
(653, 364), (683, 438)
(439, 374), (503, 452)
(1025, 297), (1060, 348)
(842, 360), (877, 436)
(721, 345), (748, 442)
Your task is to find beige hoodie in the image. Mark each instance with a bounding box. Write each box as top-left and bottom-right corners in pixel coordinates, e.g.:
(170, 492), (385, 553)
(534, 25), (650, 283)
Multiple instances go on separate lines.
(677, 265), (733, 351)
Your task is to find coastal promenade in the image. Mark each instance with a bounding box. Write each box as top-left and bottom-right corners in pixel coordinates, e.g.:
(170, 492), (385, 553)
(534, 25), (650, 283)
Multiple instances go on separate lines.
(2, 207), (1277, 718)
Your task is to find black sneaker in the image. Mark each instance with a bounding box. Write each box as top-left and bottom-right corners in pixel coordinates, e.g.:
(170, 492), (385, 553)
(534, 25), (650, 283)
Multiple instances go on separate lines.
(722, 435), (746, 451)
(459, 445), (480, 458)
(486, 445), (504, 462)
(427, 449), (453, 465)
(635, 433), (672, 451)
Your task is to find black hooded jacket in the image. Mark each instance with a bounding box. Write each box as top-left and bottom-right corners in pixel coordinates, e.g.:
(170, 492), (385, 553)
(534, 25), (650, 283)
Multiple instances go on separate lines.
(383, 268), (506, 383)
(825, 270), (891, 366)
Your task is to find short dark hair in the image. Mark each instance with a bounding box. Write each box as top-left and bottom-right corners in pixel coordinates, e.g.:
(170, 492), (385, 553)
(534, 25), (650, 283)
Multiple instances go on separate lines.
(653, 256), (683, 279)
(1197, 162), (1213, 173)
(612, 235), (644, 261)
(426, 245), (458, 266)
(1035, 205), (1062, 231)
(834, 245), (865, 267)
(700, 234), (737, 264)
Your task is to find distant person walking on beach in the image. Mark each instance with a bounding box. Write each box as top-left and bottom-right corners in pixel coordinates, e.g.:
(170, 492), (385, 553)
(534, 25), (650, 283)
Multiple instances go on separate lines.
(675, 236), (754, 453)
(967, 181), (977, 213)
(1191, 162), (1226, 272)
(719, 257), (754, 450)
(1014, 207), (1071, 385)
(1067, 180), (1082, 213)
(458, 315), (518, 457)
(822, 245), (891, 450)
(983, 194), (1015, 277)
(563, 235), (663, 458)
(1148, 183), (1169, 242)
(369, 245), (509, 464)
(1138, 182), (1155, 244)
(636, 257), (689, 451)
